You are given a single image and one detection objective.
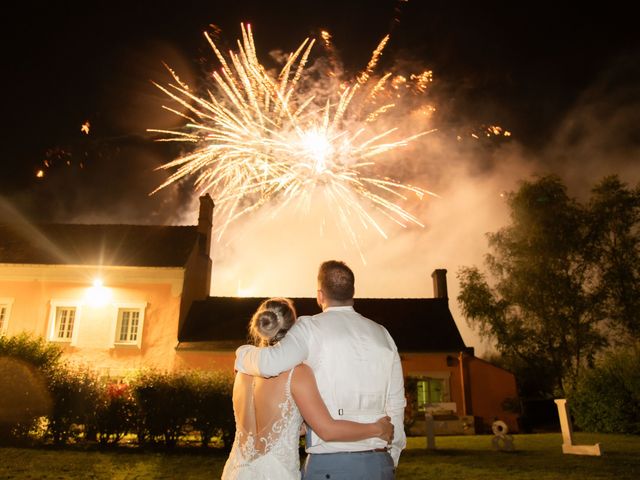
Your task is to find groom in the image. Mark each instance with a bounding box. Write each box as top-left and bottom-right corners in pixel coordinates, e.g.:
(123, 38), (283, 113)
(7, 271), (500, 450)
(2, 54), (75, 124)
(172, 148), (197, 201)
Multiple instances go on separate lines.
(235, 260), (406, 479)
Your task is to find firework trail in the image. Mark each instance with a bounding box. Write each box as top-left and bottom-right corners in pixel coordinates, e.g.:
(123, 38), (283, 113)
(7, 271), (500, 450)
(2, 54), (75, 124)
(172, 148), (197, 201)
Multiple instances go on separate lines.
(150, 24), (436, 250)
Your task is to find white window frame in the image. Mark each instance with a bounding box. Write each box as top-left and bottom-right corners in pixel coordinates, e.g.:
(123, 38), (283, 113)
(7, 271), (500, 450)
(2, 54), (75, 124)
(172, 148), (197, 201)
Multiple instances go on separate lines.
(47, 300), (82, 345)
(0, 298), (14, 335)
(112, 302), (147, 348)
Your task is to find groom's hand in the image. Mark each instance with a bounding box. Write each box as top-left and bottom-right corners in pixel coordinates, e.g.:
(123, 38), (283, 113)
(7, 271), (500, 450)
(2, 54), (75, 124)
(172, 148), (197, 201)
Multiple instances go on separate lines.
(375, 416), (394, 443)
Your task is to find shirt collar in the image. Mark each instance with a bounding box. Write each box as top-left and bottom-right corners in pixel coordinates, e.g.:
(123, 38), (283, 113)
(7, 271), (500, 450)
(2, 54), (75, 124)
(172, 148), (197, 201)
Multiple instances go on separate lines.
(324, 305), (355, 312)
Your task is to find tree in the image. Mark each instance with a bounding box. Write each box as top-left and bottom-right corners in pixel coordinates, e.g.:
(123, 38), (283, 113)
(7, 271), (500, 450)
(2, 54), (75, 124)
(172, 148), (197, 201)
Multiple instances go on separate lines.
(588, 176), (640, 341)
(458, 175), (607, 396)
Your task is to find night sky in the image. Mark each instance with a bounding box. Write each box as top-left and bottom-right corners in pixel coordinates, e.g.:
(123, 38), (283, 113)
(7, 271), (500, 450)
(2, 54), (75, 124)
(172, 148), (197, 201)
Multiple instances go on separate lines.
(2, 0), (638, 222)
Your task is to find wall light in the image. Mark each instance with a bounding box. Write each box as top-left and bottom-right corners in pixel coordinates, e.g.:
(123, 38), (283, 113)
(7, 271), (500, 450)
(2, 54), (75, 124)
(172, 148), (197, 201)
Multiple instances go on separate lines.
(85, 278), (111, 307)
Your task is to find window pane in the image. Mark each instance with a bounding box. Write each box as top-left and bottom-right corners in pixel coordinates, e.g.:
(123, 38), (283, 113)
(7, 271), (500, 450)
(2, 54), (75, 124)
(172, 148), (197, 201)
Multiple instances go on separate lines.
(117, 309), (142, 343)
(55, 307), (75, 340)
(119, 311), (130, 341)
(66, 310), (75, 339)
(416, 380), (427, 411)
(428, 379), (444, 403)
(57, 309), (65, 338)
(130, 311), (139, 341)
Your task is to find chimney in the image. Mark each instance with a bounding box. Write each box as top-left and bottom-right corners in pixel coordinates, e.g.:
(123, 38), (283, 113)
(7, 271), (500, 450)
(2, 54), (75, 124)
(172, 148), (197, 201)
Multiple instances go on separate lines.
(197, 194), (214, 255)
(431, 269), (448, 299)
(178, 195), (214, 337)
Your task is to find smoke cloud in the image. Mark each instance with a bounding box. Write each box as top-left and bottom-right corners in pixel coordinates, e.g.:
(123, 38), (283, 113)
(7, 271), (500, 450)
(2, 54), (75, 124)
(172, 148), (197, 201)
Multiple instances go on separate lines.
(542, 52), (640, 194)
(207, 50), (639, 354)
(4, 28), (637, 357)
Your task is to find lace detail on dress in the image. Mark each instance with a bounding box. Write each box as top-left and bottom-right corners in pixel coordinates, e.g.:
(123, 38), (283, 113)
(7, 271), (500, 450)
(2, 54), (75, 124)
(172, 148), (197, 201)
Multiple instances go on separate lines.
(221, 368), (302, 480)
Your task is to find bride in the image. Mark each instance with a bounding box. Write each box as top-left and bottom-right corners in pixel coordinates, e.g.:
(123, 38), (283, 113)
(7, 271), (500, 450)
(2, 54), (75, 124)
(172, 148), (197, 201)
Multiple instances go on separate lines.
(221, 298), (393, 479)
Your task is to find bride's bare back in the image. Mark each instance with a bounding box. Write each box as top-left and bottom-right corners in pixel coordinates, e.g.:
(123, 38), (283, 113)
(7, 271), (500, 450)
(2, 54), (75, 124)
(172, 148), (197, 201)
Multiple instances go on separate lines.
(234, 370), (298, 456)
(222, 369), (302, 479)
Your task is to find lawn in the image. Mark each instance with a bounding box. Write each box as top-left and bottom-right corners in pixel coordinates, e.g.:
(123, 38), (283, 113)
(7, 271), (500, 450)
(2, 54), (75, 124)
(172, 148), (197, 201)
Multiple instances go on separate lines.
(400, 433), (639, 480)
(0, 433), (638, 479)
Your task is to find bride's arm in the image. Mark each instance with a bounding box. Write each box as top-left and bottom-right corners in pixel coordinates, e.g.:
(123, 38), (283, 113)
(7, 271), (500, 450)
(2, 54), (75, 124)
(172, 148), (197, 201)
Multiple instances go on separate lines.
(290, 364), (393, 442)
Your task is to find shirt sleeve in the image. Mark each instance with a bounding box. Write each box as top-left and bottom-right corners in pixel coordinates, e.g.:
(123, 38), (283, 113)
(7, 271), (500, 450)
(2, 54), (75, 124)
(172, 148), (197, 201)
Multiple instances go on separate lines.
(384, 329), (407, 467)
(234, 316), (312, 377)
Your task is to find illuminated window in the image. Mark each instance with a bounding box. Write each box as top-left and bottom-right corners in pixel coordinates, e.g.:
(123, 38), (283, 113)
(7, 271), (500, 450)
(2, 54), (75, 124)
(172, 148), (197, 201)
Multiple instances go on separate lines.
(116, 309), (140, 343)
(0, 305), (9, 334)
(416, 378), (446, 412)
(54, 307), (76, 340)
(0, 299), (12, 334)
(113, 303), (146, 347)
(48, 300), (81, 344)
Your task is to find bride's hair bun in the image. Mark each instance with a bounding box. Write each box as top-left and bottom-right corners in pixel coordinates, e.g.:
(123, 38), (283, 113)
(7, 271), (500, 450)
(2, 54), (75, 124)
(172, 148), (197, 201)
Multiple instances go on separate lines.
(255, 310), (279, 338)
(249, 298), (297, 347)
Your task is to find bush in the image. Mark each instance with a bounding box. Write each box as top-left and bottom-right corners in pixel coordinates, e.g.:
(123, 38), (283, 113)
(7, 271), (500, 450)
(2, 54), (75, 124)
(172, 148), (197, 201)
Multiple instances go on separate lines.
(46, 366), (101, 445)
(403, 376), (419, 430)
(90, 382), (137, 446)
(0, 332), (63, 373)
(188, 370), (234, 448)
(0, 334), (236, 448)
(569, 344), (640, 434)
(131, 370), (235, 449)
(131, 371), (195, 447)
(0, 333), (61, 443)
(0, 357), (52, 444)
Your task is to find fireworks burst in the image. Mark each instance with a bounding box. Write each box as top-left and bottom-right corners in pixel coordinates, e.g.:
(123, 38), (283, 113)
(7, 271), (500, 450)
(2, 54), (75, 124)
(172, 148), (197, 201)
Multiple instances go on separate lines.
(150, 24), (436, 249)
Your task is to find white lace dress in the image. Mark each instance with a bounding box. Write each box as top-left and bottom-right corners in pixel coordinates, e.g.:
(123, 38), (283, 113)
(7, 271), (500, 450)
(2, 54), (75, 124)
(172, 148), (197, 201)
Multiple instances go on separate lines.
(221, 368), (303, 480)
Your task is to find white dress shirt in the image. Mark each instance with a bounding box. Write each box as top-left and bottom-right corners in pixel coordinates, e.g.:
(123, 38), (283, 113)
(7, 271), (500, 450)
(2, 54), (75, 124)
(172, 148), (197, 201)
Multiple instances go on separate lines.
(235, 305), (407, 466)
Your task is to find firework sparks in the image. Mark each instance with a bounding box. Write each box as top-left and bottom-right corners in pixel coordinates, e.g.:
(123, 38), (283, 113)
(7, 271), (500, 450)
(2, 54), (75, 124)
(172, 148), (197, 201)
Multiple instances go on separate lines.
(150, 24), (436, 248)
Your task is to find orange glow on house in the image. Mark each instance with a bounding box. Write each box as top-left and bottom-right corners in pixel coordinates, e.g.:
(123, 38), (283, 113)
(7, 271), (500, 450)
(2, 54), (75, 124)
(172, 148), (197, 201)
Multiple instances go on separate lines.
(0, 195), (214, 375)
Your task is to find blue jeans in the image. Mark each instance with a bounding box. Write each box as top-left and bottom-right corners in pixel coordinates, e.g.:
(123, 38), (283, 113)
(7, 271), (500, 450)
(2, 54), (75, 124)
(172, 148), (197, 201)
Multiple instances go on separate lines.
(302, 451), (395, 480)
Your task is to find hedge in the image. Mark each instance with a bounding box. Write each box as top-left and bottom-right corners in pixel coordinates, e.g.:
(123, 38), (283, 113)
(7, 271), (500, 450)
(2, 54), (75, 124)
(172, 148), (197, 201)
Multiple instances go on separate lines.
(0, 333), (235, 447)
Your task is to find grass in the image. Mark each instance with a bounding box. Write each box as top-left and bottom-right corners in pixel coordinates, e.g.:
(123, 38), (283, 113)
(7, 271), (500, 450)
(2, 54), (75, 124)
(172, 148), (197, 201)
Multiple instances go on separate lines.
(399, 433), (639, 480)
(0, 433), (638, 479)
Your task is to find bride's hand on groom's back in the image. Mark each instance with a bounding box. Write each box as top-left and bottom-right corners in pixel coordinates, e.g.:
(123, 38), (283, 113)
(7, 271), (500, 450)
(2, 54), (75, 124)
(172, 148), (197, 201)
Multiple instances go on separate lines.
(375, 416), (394, 443)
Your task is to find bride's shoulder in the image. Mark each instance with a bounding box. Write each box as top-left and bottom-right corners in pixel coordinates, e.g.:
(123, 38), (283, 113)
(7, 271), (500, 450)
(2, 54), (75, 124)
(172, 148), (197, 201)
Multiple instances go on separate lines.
(235, 372), (254, 383)
(291, 363), (313, 381)
(289, 364), (319, 399)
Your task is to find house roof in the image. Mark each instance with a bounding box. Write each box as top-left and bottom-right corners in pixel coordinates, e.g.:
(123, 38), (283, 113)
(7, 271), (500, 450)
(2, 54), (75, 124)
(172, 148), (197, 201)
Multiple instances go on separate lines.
(0, 223), (200, 267)
(179, 296), (468, 353)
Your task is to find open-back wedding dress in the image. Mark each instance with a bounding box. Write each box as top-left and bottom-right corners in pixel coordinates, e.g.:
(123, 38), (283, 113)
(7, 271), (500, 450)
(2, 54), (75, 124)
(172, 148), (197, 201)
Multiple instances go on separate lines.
(221, 368), (303, 479)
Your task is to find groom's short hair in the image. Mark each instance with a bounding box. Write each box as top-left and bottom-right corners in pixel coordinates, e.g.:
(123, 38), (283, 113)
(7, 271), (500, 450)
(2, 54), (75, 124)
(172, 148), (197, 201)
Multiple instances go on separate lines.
(318, 260), (355, 301)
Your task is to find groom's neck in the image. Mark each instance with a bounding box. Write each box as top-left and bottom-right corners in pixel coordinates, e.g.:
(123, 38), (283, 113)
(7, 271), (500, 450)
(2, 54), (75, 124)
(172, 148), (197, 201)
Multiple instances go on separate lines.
(322, 299), (354, 311)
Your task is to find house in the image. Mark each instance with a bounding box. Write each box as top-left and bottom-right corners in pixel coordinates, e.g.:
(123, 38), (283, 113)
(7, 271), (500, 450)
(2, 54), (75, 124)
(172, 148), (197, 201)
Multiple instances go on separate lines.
(177, 271), (520, 434)
(0, 195), (214, 375)
(0, 195), (519, 433)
